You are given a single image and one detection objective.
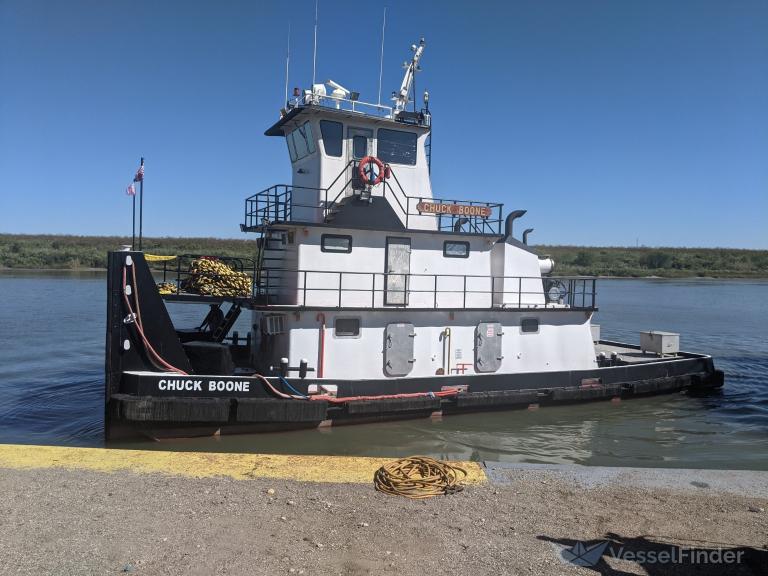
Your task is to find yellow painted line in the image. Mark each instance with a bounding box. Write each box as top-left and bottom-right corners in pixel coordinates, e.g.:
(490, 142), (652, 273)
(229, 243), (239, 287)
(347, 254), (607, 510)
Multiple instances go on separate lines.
(0, 444), (486, 485)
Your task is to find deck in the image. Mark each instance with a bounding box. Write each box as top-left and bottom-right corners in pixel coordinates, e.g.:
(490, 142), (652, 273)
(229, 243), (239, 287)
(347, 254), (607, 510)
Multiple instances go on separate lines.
(595, 341), (685, 364)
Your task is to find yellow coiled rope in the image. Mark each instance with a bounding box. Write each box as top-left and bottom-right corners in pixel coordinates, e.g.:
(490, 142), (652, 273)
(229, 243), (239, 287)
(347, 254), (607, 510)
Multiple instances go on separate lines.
(373, 456), (467, 499)
(182, 258), (252, 297)
(156, 282), (177, 295)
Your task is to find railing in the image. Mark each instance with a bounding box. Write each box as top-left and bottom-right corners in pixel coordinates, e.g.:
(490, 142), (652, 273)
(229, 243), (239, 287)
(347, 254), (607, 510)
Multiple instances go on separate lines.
(380, 168), (503, 234)
(256, 269), (596, 310)
(288, 95), (394, 119)
(243, 161), (504, 235)
(285, 98), (431, 128)
(150, 254), (258, 298)
(149, 256), (597, 310)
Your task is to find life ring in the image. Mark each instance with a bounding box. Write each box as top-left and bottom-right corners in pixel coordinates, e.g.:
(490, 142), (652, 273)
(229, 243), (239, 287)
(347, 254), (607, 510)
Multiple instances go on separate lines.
(358, 156), (386, 186)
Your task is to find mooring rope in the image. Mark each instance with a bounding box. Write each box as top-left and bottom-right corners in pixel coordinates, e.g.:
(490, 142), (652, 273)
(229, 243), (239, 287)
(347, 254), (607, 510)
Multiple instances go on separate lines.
(182, 258), (252, 297)
(373, 456), (467, 499)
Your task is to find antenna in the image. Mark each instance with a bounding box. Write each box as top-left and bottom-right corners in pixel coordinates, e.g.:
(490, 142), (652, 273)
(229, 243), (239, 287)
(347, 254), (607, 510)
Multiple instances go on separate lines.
(312, 0), (319, 87)
(283, 23), (291, 107)
(377, 7), (387, 106)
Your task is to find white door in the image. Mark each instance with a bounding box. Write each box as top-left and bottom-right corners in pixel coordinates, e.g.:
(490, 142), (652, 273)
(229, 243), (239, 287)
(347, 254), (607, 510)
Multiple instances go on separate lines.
(385, 237), (411, 305)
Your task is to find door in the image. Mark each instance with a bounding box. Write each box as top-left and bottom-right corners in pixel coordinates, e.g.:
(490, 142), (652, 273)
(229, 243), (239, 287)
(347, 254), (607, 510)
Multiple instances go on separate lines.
(347, 127), (373, 189)
(385, 237), (411, 305)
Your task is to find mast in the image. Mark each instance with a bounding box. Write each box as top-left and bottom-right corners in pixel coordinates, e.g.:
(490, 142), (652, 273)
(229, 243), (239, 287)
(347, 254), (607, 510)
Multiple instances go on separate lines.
(394, 38), (425, 113)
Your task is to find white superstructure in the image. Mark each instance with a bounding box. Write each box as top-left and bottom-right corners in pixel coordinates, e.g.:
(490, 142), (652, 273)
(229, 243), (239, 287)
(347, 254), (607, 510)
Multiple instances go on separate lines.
(242, 40), (598, 381)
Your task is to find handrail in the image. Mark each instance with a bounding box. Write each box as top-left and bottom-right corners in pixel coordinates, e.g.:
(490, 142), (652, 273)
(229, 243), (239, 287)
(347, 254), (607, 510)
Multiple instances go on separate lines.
(244, 163), (505, 233)
(255, 270), (595, 309)
(152, 255), (597, 311)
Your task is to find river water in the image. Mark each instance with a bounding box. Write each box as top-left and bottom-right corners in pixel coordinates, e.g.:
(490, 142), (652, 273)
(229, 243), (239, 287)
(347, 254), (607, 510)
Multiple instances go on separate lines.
(0, 272), (766, 469)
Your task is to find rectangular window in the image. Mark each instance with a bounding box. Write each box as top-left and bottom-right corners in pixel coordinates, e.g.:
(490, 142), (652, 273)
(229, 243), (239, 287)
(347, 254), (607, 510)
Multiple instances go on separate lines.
(377, 128), (417, 166)
(321, 234), (352, 253)
(521, 318), (539, 333)
(352, 135), (367, 159)
(320, 120), (343, 157)
(443, 241), (470, 258)
(286, 133), (297, 162)
(334, 317), (360, 338)
(286, 122), (315, 162)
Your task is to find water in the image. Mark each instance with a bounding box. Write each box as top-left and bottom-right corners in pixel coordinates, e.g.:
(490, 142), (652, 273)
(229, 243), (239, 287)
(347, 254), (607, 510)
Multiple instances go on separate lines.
(0, 272), (766, 469)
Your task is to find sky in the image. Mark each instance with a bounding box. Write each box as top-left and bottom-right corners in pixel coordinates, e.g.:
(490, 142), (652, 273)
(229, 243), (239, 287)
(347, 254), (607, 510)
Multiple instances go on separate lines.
(0, 0), (766, 248)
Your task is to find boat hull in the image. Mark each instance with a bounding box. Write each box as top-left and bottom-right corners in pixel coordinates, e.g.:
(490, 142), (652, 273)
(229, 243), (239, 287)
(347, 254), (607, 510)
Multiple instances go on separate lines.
(106, 348), (724, 441)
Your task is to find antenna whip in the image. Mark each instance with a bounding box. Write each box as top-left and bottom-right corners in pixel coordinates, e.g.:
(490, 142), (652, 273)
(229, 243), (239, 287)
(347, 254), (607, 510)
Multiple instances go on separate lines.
(284, 23), (291, 106)
(377, 7), (387, 106)
(312, 0), (318, 87)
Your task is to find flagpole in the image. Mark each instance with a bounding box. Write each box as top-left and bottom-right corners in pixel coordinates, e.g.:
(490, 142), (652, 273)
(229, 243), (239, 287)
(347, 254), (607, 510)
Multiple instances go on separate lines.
(132, 194), (136, 250)
(138, 157), (144, 251)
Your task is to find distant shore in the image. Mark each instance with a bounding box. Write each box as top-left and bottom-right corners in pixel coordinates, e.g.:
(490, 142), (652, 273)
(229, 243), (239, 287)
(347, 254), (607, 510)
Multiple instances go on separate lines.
(1, 233), (766, 279)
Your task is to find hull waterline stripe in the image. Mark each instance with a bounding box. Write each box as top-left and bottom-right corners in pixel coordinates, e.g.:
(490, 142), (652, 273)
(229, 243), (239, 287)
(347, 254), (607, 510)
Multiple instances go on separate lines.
(0, 444), (486, 485)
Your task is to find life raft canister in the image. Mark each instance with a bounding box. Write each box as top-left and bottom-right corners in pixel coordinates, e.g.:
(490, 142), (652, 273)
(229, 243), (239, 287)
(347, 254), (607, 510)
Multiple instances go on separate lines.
(358, 156), (387, 186)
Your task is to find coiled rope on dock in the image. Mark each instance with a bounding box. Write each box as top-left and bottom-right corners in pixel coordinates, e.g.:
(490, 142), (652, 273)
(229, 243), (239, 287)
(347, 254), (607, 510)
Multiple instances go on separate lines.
(373, 456), (467, 499)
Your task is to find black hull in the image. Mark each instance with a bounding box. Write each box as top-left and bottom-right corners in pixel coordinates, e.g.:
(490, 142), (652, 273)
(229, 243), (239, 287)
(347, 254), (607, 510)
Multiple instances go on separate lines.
(106, 361), (724, 441)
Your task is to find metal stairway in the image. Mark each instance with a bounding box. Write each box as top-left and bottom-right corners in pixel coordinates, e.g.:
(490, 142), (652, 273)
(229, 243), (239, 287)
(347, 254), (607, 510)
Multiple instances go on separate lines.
(255, 228), (289, 302)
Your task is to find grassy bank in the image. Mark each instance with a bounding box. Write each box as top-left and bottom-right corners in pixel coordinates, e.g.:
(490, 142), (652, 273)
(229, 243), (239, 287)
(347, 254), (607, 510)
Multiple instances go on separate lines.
(0, 234), (254, 270)
(537, 245), (768, 278)
(1, 234), (766, 278)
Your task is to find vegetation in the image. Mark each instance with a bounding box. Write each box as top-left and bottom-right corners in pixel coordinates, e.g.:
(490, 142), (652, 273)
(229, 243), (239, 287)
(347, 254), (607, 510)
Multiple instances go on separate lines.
(1, 234), (766, 278)
(0, 234), (255, 270)
(537, 245), (768, 278)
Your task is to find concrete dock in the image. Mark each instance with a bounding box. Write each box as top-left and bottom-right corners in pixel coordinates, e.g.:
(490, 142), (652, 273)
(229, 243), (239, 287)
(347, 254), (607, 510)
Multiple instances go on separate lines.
(0, 444), (766, 575)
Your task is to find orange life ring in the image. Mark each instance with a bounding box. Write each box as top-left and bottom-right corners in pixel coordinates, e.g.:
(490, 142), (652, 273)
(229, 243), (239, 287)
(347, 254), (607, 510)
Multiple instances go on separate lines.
(358, 156), (386, 185)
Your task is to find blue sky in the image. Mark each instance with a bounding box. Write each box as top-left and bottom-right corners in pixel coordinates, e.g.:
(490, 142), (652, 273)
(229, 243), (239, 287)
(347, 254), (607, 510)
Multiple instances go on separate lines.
(1, 0), (766, 248)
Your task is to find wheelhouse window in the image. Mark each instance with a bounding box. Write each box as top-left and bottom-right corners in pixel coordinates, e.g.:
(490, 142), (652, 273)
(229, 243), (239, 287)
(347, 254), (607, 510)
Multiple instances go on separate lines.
(321, 234), (352, 253)
(320, 120), (343, 157)
(377, 128), (417, 166)
(521, 318), (539, 333)
(443, 241), (469, 258)
(334, 317), (361, 338)
(286, 122), (316, 162)
(352, 135), (367, 159)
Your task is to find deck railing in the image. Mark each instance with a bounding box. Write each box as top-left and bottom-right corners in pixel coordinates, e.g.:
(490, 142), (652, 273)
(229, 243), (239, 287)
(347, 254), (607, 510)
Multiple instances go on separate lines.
(243, 164), (503, 235)
(258, 270), (595, 309)
(151, 256), (597, 310)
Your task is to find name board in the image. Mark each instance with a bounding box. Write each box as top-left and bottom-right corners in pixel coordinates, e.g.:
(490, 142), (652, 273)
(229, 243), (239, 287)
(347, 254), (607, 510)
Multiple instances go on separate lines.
(416, 202), (492, 218)
(120, 373), (273, 398)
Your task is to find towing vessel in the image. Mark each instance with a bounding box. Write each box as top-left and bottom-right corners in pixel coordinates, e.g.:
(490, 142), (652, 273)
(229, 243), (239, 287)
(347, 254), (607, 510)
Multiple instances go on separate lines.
(105, 40), (723, 439)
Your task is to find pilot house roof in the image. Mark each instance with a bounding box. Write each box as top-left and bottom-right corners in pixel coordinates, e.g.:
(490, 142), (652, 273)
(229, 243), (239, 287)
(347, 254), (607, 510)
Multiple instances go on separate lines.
(265, 105), (431, 137)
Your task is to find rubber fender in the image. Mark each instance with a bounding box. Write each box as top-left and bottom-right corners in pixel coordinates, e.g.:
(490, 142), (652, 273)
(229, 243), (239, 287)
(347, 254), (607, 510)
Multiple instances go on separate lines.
(113, 394), (230, 423)
(453, 389), (542, 408)
(236, 398), (328, 423)
(344, 396), (441, 415)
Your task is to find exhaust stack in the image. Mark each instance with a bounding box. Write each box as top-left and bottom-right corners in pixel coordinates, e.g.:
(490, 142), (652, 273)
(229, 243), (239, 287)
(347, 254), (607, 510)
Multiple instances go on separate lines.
(523, 228), (534, 245)
(504, 210), (527, 240)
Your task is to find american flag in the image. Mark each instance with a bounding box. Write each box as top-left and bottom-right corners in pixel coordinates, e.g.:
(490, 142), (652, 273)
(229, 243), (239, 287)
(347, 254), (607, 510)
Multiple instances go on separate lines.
(126, 183), (136, 196)
(133, 164), (144, 182)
